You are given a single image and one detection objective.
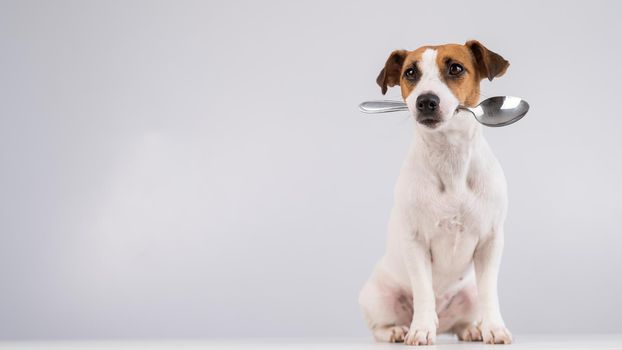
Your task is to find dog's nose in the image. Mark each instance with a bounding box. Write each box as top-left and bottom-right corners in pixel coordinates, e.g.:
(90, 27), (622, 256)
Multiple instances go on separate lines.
(416, 93), (440, 114)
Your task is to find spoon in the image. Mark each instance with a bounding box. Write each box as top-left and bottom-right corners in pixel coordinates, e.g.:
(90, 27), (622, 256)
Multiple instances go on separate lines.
(358, 96), (529, 127)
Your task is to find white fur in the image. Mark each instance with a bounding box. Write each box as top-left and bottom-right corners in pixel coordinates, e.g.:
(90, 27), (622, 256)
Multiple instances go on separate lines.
(359, 49), (512, 345)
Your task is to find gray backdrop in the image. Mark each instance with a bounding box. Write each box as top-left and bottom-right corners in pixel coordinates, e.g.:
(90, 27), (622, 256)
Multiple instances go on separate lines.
(1, 0), (621, 340)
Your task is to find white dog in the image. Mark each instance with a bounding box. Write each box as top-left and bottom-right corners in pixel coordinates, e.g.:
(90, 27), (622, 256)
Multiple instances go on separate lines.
(359, 41), (513, 345)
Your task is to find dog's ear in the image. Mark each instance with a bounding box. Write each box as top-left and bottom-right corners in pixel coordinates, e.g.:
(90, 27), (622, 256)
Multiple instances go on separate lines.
(376, 50), (407, 95)
(465, 40), (510, 81)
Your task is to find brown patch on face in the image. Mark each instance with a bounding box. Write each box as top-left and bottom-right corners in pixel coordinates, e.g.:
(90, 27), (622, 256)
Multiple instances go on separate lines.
(435, 44), (482, 107)
(397, 47), (429, 100)
(376, 41), (510, 108)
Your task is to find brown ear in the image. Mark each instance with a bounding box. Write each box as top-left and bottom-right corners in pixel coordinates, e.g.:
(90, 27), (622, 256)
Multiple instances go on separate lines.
(465, 40), (510, 81)
(376, 50), (407, 95)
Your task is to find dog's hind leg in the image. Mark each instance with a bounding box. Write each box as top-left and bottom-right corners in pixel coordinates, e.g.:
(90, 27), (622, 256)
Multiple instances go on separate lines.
(359, 264), (412, 343)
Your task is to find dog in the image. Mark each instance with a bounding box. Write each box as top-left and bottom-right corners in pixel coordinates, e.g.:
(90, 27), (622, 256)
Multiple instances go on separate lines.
(359, 41), (513, 345)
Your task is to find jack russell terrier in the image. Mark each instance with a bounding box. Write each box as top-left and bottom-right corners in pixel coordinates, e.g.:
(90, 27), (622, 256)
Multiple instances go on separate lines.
(359, 41), (513, 345)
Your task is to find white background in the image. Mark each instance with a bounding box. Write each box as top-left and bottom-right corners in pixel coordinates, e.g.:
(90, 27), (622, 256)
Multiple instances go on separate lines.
(1, 0), (621, 340)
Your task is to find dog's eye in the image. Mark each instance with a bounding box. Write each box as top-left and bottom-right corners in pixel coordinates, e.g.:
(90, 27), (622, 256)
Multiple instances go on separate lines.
(404, 67), (417, 80)
(449, 63), (464, 76)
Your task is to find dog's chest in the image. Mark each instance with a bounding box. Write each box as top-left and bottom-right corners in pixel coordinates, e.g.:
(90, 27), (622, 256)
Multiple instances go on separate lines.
(412, 182), (490, 269)
(434, 188), (478, 227)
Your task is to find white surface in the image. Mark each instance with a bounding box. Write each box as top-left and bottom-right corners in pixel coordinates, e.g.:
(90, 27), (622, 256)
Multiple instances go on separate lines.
(1, 336), (622, 350)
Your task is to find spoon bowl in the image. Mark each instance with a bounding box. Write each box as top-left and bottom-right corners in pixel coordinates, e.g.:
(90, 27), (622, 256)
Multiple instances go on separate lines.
(469, 96), (529, 127)
(358, 96), (529, 127)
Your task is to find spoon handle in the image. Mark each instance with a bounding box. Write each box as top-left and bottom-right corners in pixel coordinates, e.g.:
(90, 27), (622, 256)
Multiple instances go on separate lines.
(359, 100), (408, 113)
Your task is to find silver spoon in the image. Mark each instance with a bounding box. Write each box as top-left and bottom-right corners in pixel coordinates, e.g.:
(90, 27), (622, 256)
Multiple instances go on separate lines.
(359, 96), (529, 127)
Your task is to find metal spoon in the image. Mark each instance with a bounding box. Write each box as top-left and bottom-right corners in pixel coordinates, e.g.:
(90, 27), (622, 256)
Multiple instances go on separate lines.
(358, 96), (529, 127)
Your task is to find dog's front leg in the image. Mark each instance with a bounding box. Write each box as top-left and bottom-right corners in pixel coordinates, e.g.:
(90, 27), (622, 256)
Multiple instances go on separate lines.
(474, 232), (512, 344)
(400, 230), (437, 346)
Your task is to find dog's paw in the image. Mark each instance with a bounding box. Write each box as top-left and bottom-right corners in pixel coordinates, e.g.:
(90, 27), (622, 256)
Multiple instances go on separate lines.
(372, 325), (409, 343)
(457, 324), (482, 342)
(404, 326), (436, 346)
(478, 322), (512, 344)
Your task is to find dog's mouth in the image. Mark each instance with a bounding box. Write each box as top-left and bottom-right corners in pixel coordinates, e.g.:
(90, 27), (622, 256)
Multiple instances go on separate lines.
(417, 116), (441, 128)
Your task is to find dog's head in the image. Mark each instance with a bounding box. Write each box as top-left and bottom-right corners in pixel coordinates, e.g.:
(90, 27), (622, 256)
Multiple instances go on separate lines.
(377, 41), (509, 130)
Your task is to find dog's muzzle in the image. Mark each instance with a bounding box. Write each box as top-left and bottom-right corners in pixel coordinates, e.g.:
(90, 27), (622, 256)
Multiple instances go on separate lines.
(416, 93), (441, 128)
